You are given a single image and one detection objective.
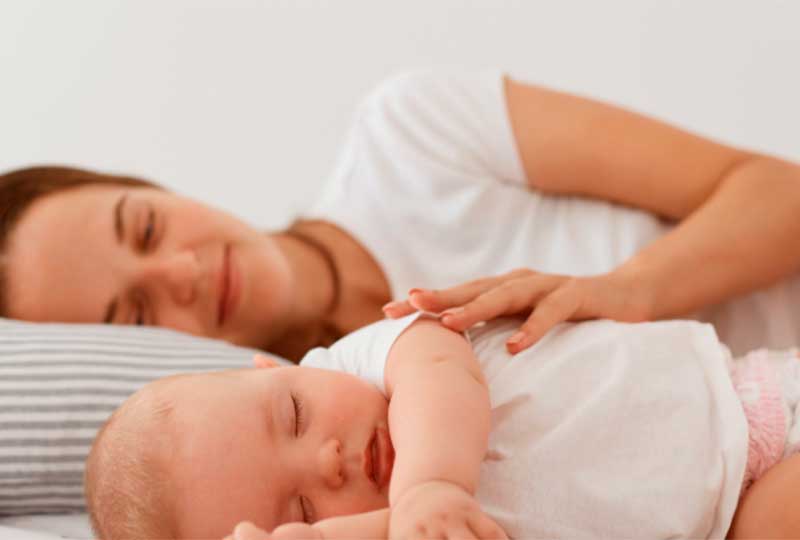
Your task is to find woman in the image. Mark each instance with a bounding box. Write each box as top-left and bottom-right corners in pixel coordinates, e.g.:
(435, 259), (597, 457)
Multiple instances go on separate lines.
(2, 70), (800, 364)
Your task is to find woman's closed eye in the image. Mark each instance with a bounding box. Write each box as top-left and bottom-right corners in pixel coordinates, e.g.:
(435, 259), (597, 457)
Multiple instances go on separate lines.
(139, 206), (156, 251)
(291, 392), (306, 436)
(133, 295), (149, 326)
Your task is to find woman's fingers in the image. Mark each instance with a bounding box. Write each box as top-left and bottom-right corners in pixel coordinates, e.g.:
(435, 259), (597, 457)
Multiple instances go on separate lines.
(383, 269), (539, 319)
(506, 282), (583, 353)
(385, 271), (533, 318)
(385, 271), (589, 355)
(438, 274), (559, 332)
(381, 299), (416, 318)
(407, 276), (502, 312)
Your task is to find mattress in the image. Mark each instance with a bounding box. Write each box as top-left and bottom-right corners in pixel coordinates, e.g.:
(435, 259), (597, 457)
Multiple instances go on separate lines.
(0, 513), (91, 540)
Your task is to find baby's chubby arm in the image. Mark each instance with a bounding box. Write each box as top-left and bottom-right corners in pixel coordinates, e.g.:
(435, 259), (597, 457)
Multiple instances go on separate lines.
(383, 318), (505, 539)
(384, 317), (491, 502)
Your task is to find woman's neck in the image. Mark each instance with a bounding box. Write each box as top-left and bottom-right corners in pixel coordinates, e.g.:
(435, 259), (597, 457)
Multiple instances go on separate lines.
(268, 220), (392, 361)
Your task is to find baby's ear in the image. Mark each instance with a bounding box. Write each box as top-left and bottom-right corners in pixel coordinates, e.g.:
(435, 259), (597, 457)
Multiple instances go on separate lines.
(253, 353), (279, 369)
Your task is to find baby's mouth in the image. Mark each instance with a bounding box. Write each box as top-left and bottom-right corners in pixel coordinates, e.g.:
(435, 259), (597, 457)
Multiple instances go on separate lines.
(363, 431), (377, 485)
(363, 427), (394, 489)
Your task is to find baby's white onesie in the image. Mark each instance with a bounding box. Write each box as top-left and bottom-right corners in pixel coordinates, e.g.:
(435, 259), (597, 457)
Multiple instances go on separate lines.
(301, 315), (748, 539)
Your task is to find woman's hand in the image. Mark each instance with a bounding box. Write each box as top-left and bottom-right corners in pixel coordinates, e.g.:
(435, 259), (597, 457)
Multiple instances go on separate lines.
(390, 480), (508, 540)
(383, 268), (653, 354)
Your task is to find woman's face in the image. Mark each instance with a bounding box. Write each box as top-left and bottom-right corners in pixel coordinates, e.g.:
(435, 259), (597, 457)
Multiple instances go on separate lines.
(5, 184), (295, 349)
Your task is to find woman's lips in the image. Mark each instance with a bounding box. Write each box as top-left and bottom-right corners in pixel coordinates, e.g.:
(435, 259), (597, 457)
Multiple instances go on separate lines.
(217, 245), (241, 327)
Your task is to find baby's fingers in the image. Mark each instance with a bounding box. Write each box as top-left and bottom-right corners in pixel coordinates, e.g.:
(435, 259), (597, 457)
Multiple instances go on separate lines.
(443, 523), (479, 540)
(233, 521), (270, 540)
(271, 522), (323, 540)
(253, 354), (280, 369)
(468, 513), (509, 540)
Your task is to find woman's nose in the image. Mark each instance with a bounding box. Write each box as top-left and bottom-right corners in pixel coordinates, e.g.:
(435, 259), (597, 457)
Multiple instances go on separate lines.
(140, 250), (200, 305)
(317, 438), (344, 489)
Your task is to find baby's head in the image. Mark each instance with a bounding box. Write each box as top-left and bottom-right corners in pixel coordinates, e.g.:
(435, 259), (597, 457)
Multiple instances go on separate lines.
(85, 360), (393, 539)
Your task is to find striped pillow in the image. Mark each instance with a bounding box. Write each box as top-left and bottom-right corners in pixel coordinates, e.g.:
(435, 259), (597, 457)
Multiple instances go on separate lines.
(0, 318), (274, 516)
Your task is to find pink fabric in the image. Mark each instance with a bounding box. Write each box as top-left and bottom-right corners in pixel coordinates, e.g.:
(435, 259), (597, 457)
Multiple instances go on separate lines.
(729, 349), (787, 496)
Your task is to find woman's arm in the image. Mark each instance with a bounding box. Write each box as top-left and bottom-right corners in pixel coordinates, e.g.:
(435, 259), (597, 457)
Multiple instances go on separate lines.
(506, 76), (800, 320)
(385, 80), (800, 351)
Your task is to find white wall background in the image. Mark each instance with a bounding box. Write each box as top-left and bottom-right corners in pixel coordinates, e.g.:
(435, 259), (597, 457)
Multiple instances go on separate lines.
(1, 0), (798, 229)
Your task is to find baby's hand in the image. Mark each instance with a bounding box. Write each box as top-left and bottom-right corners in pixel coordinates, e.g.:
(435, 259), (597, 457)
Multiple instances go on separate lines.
(253, 353), (280, 369)
(225, 521), (269, 540)
(226, 520), (323, 540)
(270, 522), (323, 540)
(390, 481), (508, 540)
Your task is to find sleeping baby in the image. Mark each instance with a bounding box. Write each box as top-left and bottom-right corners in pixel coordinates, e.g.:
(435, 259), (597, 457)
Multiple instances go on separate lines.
(84, 313), (800, 539)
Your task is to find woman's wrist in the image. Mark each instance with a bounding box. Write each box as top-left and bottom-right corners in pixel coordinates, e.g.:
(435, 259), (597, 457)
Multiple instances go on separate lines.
(604, 259), (659, 322)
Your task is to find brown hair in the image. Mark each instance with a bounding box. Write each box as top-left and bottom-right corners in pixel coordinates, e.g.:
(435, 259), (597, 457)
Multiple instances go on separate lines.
(0, 165), (161, 316)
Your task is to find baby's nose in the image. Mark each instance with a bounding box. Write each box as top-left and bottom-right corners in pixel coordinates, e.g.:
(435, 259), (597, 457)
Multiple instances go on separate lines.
(317, 438), (344, 489)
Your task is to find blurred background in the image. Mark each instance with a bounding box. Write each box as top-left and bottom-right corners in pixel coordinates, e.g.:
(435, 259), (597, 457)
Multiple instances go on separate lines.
(1, 0), (798, 229)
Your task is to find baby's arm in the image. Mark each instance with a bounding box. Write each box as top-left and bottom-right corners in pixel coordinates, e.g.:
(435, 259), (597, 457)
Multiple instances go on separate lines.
(728, 453), (800, 538)
(383, 317), (491, 501)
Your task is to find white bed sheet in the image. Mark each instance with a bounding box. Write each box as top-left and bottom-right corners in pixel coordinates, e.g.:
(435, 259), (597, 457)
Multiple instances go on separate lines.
(0, 513), (91, 540)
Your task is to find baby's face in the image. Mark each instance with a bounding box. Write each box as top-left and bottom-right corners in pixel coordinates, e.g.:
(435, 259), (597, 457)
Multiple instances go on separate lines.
(165, 365), (393, 539)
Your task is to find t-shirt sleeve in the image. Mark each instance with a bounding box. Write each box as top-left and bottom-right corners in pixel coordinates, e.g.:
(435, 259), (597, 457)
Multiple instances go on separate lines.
(299, 313), (429, 395)
(306, 69), (529, 221)
(358, 69), (528, 187)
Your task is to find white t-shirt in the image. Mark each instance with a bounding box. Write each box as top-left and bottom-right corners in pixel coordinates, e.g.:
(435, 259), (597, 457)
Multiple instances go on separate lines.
(301, 315), (748, 539)
(303, 69), (800, 355)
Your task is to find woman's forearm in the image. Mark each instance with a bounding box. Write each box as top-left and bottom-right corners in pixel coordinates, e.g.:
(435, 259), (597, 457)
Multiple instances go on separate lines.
(616, 156), (800, 320)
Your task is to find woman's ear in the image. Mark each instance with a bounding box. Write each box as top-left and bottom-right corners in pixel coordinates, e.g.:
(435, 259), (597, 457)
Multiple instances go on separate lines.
(253, 353), (279, 369)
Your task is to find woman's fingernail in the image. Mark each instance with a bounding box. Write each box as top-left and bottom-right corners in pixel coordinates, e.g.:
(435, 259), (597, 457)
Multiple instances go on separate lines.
(382, 301), (401, 311)
(507, 332), (525, 346)
(408, 288), (427, 296)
